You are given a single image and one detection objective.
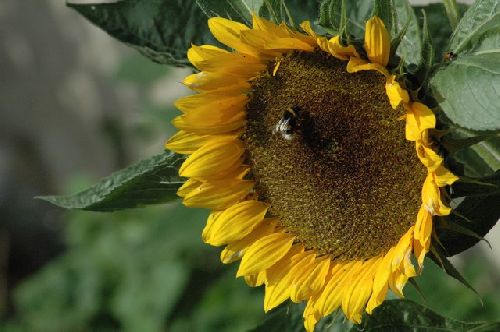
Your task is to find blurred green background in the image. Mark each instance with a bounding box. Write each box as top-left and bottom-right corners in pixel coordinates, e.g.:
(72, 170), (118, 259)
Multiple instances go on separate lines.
(0, 1), (498, 331)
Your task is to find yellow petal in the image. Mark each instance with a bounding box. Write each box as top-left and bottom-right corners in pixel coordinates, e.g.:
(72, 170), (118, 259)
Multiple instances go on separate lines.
(300, 21), (317, 37)
(388, 271), (405, 298)
(416, 137), (443, 172)
(208, 17), (258, 55)
(223, 165), (251, 180)
(187, 44), (264, 76)
(179, 137), (244, 177)
(413, 206), (433, 267)
(166, 131), (241, 156)
(364, 16), (390, 67)
(264, 37), (314, 51)
(239, 30), (283, 58)
(402, 249), (417, 279)
(303, 299), (322, 332)
(342, 258), (380, 323)
(172, 112), (246, 135)
(202, 211), (223, 244)
(183, 72), (250, 92)
(422, 173), (451, 216)
(165, 131), (209, 155)
(287, 252), (317, 302)
(434, 164), (459, 187)
(385, 75), (409, 109)
(405, 102), (436, 141)
(291, 255), (330, 302)
(253, 15), (287, 36)
(328, 36), (359, 60)
(390, 250), (416, 298)
(175, 91), (247, 114)
(263, 245), (306, 312)
(220, 219), (277, 264)
(263, 272), (294, 312)
(244, 270), (266, 287)
(346, 56), (389, 76)
(237, 232), (295, 276)
(187, 44), (228, 68)
(265, 244), (305, 285)
(183, 178), (254, 209)
(366, 248), (394, 314)
(391, 227), (414, 272)
(314, 261), (361, 317)
(263, 251), (311, 311)
(177, 178), (202, 198)
(386, 228), (416, 298)
(206, 200), (268, 246)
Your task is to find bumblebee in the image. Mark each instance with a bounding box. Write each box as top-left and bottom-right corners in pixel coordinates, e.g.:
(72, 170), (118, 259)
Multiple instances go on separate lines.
(273, 106), (300, 140)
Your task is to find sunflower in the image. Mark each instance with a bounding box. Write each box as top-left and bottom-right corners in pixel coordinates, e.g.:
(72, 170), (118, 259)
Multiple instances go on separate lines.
(166, 15), (458, 331)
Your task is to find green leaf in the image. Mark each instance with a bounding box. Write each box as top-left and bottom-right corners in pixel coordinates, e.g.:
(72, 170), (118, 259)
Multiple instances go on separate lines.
(194, 0), (260, 24)
(248, 303), (305, 332)
(414, 4), (457, 62)
(451, 172), (500, 197)
(444, 125), (500, 178)
(454, 139), (500, 178)
(196, 0), (320, 28)
(261, 0), (321, 28)
(38, 152), (184, 211)
(436, 126), (500, 256)
(430, 53), (500, 130)
(436, 190), (500, 257)
(356, 299), (499, 331)
(67, 0), (216, 67)
(415, 10), (433, 89)
(392, 0), (422, 67)
(448, 0), (500, 55)
(318, 0), (373, 37)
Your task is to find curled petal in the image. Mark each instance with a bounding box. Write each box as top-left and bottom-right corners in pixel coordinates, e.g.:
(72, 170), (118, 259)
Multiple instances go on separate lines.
(422, 173), (452, 216)
(364, 16), (391, 67)
(347, 56), (389, 76)
(328, 36), (359, 60)
(405, 102), (436, 141)
(385, 75), (409, 109)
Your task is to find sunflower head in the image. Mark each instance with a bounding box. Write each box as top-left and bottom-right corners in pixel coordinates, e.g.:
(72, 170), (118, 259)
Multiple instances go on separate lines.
(166, 14), (458, 330)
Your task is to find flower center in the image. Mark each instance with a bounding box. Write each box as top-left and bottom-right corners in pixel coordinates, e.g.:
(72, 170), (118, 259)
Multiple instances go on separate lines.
(243, 50), (427, 261)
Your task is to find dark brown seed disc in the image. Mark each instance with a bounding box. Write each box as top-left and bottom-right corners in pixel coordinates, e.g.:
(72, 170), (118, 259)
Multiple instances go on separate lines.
(243, 50), (428, 261)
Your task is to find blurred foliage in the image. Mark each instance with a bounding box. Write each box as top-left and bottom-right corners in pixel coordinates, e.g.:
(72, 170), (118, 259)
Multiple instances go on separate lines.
(405, 257), (500, 322)
(2, 204), (265, 332)
(112, 53), (181, 144)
